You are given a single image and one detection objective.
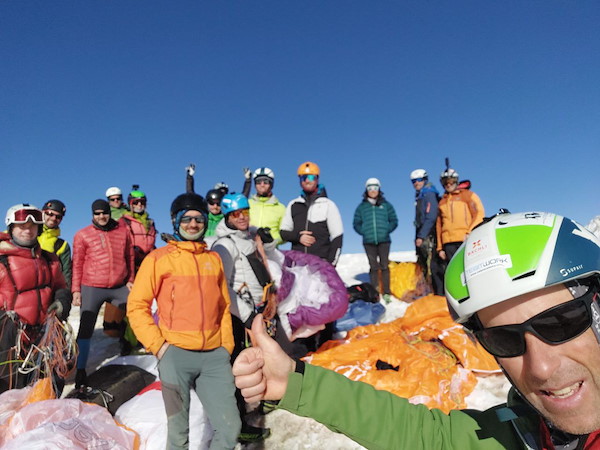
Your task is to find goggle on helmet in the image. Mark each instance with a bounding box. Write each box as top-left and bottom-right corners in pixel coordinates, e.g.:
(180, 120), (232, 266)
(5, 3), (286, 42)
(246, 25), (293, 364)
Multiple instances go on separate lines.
(445, 211), (600, 323)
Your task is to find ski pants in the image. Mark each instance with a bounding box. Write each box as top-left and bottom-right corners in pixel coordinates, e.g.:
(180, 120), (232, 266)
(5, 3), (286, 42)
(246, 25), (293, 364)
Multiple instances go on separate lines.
(76, 284), (129, 370)
(363, 242), (391, 295)
(158, 345), (241, 450)
(416, 236), (445, 296)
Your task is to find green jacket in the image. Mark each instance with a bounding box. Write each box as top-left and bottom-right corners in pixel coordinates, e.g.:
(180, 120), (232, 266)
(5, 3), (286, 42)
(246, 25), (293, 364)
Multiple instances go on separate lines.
(206, 212), (224, 237)
(37, 225), (72, 289)
(249, 194), (286, 245)
(279, 364), (546, 449)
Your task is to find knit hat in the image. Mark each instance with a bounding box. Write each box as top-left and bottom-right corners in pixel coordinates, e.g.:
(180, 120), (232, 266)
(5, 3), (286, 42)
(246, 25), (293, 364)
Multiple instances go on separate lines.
(91, 199), (110, 214)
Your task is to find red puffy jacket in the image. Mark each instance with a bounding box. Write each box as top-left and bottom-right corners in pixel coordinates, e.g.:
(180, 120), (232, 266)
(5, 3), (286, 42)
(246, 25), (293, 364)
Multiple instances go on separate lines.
(71, 221), (135, 292)
(0, 233), (67, 326)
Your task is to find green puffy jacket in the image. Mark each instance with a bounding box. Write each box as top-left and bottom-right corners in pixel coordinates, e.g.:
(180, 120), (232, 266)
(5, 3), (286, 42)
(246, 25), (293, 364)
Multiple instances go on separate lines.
(280, 364), (552, 449)
(353, 196), (398, 245)
(249, 194), (286, 245)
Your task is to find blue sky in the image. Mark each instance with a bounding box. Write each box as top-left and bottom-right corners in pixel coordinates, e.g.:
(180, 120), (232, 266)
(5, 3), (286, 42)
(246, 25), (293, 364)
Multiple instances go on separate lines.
(1, 1), (599, 254)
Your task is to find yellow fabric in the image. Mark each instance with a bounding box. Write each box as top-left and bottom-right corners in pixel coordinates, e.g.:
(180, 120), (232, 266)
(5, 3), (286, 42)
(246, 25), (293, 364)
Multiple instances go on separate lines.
(308, 295), (499, 413)
(436, 189), (485, 250)
(38, 226), (68, 256)
(127, 240), (234, 355)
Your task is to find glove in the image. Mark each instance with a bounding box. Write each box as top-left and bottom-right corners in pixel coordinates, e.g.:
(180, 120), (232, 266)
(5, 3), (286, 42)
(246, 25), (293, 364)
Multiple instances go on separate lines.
(257, 227), (274, 244)
(49, 288), (72, 321)
(185, 163), (195, 176)
(161, 232), (176, 243)
(243, 167), (252, 179)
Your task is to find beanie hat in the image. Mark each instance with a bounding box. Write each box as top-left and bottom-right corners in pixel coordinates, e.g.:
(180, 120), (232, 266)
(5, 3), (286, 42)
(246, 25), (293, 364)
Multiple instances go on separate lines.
(92, 199), (110, 214)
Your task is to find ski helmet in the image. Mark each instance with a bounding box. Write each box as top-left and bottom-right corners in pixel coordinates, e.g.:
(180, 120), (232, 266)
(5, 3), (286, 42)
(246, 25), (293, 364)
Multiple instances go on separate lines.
(440, 168), (459, 183)
(5, 204), (44, 227)
(365, 177), (381, 189)
(214, 182), (229, 196)
(445, 211), (600, 324)
(206, 189), (224, 205)
(128, 189), (147, 205)
(221, 193), (249, 215)
(410, 169), (428, 181)
(297, 162), (320, 176)
(253, 167), (275, 184)
(170, 193), (208, 220)
(105, 187), (122, 198)
(43, 199), (66, 216)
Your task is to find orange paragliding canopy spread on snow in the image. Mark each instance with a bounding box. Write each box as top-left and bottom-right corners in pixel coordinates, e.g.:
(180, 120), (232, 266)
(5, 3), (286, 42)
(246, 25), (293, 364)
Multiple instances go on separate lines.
(308, 294), (500, 413)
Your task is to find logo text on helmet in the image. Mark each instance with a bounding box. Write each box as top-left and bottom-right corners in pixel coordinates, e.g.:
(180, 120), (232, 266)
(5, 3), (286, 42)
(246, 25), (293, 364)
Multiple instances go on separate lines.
(559, 265), (584, 277)
(465, 255), (513, 279)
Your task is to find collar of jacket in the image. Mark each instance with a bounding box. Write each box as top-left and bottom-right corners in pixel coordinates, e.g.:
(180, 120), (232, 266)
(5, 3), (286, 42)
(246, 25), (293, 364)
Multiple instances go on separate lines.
(252, 194), (280, 205)
(41, 225), (61, 238)
(169, 239), (207, 253)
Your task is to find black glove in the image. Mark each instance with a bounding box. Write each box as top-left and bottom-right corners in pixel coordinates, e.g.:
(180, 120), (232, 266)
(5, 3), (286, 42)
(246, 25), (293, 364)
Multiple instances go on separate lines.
(161, 232), (175, 243)
(257, 227), (274, 244)
(49, 288), (72, 321)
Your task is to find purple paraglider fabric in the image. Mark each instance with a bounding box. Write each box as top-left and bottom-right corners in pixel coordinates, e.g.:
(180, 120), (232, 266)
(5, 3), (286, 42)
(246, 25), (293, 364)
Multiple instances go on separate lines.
(277, 250), (348, 337)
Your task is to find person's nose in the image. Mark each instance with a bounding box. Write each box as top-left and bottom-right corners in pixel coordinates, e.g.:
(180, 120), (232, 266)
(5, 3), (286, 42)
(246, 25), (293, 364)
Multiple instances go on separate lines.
(521, 333), (562, 382)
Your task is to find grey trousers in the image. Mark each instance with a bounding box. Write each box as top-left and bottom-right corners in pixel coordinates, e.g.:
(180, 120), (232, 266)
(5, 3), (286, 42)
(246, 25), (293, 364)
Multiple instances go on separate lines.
(158, 345), (241, 449)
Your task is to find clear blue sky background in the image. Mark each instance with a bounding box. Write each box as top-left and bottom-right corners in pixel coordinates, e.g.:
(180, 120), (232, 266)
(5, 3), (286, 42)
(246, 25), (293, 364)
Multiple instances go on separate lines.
(2, 1), (599, 254)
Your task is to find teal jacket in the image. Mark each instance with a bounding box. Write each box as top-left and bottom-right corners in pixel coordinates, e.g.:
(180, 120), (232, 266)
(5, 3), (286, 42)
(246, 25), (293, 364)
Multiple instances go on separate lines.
(279, 364), (565, 449)
(353, 195), (398, 245)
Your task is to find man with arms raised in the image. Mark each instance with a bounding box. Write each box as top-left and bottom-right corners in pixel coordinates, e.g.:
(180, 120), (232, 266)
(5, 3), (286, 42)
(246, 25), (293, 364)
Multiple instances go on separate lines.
(233, 211), (600, 449)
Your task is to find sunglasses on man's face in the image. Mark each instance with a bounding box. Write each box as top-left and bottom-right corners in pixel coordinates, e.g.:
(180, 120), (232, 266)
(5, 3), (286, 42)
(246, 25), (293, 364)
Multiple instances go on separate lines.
(411, 178), (424, 184)
(44, 211), (63, 220)
(180, 215), (205, 224)
(108, 197), (122, 202)
(230, 209), (250, 219)
(93, 211), (109, 216)
(474, 287), (598, 358)
(299, 174), (317, 182)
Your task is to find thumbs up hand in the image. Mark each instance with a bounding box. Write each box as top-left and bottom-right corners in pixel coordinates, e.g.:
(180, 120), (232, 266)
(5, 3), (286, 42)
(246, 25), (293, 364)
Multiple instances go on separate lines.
(232, 314), (296, 403)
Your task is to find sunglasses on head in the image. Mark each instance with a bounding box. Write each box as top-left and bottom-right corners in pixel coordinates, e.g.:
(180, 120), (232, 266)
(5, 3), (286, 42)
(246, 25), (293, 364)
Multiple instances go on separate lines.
(230, 209), (250, 219)
(299, 174), (317, 182)
(44, 210), (63, 220)
(411, 178), (424, 184)
(12, 208), (44, 224)
(473, 286), (598, 358)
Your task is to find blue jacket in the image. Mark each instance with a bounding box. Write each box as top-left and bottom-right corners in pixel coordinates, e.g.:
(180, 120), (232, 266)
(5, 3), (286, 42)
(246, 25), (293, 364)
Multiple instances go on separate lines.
(414, 183), (439, 239)
(353, 194), (398, 245)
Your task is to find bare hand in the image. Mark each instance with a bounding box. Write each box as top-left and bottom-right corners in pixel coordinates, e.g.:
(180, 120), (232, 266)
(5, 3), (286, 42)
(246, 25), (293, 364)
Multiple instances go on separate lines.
(126, 282), (134, 291)
(415, 238), (423, 248)
(232, 314), (296, 403)
(299, 230), (316, 247)
(438, 250), (446, 261)
(72, 292), (82, 306)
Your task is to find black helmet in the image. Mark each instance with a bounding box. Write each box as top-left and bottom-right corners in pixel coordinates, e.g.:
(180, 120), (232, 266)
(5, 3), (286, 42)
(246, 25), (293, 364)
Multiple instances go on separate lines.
(170, 192), (208, 219)
(43, 199), (66, 216)
(206, 189), (224, 205)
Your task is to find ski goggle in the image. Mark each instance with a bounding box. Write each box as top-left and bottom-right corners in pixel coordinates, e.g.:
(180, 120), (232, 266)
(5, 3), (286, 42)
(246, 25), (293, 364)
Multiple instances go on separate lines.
(180, 215), (205, 224)
(11, 208), (44, 224)
(299, 174), (317, 182)
(474, 287), (598, 358)
(366, 185), (380, 191)
(411, 177), (424, 184)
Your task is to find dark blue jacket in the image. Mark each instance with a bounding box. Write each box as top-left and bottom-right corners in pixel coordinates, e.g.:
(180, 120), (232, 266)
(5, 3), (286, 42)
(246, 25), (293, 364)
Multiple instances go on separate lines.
(414, 183), (439, 239)
(353, 194), (398, 245)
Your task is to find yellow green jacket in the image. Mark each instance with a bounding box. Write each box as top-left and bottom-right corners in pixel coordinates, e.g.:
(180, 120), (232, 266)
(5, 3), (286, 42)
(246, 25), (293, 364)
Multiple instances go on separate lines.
(249, 194), (286, 245)
(37, 225), (72, 289)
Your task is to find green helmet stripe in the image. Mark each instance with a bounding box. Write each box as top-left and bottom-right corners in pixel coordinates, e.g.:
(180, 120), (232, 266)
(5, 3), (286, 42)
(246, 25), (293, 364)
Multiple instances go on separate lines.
(445, 246), (468, 301)
(496, 225), (553, 279)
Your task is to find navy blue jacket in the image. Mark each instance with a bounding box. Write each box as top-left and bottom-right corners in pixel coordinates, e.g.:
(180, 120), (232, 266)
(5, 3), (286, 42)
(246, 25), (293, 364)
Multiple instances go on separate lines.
(414, 183), (439, 239)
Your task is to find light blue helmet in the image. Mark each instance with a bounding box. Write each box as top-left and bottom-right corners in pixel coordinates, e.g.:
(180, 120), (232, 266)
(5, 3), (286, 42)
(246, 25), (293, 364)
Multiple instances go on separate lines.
(221, 193), (249, 215)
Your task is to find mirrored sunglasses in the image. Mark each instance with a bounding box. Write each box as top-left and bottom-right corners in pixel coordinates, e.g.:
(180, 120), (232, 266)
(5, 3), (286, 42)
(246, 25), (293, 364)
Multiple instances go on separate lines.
(180, 215), (205, 224)
(474, 287), (598, 358)
(12, 209), (44, 224)
(230, 209), (250, 219)
(299, 174), (317, 182)
(411, 178), (424, 184)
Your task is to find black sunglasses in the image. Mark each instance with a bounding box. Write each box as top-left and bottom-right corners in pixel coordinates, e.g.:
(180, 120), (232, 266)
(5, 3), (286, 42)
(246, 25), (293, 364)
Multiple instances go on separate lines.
(180, 215), (205, 224)
(474, 287), (598, 358)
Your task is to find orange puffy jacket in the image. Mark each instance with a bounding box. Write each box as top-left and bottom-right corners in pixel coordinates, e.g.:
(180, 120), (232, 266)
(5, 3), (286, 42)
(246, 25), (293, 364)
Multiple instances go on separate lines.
(436, 189), (484, 251)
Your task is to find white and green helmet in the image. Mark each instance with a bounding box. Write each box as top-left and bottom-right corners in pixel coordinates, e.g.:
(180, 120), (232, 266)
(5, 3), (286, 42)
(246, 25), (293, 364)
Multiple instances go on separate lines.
(445, 211), (600, 323)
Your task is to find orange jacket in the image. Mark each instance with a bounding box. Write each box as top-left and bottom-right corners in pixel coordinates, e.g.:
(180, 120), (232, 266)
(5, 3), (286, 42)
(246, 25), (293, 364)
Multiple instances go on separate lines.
(127, 240), (234, 355)
(436, 189), (484, 251)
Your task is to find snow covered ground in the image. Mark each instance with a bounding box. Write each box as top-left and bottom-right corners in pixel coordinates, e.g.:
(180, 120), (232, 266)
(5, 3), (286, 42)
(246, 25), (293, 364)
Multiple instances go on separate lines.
(62, 251), (511, 449)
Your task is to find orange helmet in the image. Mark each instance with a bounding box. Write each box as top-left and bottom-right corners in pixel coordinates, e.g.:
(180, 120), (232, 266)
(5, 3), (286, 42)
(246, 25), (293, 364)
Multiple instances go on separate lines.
(297, 161), (320, 176)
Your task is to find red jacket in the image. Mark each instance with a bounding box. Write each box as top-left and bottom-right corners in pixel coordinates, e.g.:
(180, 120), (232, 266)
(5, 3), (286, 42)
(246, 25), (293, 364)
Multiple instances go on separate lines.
(0, 233), (66, 326)
(71, 221), (135, 292)
(120, 215), (157, 269)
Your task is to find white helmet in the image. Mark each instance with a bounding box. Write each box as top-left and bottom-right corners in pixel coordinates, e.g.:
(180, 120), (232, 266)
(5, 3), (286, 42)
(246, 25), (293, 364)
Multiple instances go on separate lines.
(440, 168), (459, 181)
(105, 186), (122, 198)
(445, 211), (600, 323)
(410, 169), (428, 180)
(365, 177), (381, 188)
(5, 204), (44, 227)
(253, 167), (275, 182)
